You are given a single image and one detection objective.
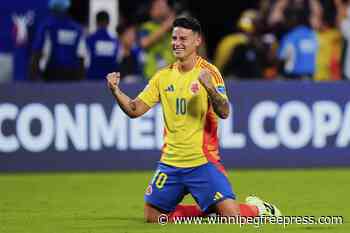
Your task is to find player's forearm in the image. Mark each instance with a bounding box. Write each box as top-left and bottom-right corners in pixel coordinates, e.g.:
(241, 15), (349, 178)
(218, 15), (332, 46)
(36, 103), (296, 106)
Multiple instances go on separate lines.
(206, 87), (230, 119)
(111, 88), (139, 118)
(268, 0), (287, 25)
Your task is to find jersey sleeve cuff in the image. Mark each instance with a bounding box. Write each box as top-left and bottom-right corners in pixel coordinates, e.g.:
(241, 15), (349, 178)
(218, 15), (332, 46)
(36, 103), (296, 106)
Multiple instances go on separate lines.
(137, 95), (154, 108)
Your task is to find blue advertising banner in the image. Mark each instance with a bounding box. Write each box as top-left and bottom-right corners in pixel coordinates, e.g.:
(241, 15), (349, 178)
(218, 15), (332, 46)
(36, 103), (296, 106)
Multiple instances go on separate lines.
(0, 81), (350, 171)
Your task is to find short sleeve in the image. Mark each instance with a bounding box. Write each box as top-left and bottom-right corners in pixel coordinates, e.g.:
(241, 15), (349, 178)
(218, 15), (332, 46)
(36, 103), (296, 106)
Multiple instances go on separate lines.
(207, 66), (228, 100)
(137, 73), (160, 108)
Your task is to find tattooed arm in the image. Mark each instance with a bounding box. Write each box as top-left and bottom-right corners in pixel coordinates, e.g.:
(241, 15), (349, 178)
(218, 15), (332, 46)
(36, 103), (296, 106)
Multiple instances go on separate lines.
(198, 70), (230, 119)
(106, 72), (150, 118)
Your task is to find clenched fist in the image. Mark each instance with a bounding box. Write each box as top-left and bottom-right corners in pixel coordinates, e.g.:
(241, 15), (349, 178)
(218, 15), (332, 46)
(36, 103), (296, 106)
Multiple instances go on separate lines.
(198, 69), (214, 91)
(106, 72), (120, 92)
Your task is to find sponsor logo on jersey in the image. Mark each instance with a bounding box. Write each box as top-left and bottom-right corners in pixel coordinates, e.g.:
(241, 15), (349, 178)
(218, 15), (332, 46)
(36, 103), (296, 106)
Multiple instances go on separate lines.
(165, 84), (175, 92)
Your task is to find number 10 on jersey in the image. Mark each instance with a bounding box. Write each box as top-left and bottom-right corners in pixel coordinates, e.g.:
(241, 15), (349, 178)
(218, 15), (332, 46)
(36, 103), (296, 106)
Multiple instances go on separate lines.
(176, 98), (187, 115)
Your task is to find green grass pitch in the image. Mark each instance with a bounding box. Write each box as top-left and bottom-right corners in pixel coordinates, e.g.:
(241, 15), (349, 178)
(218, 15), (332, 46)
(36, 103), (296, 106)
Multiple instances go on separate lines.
(0, 168), (349, 233)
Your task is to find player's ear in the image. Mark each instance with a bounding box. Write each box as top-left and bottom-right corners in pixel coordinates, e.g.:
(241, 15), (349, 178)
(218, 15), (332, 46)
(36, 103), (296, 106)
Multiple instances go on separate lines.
(195, 33), (202, 47)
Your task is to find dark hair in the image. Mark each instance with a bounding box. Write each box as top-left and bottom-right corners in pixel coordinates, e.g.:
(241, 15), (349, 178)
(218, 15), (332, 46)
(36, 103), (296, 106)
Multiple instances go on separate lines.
(96, 11), (110, 24)
(285, 8), (310, 27)
(321, 0), (336, 27)
(150, 0), (175, 9)
(172, 17), (202, 34)
(116, 22), (135, 36)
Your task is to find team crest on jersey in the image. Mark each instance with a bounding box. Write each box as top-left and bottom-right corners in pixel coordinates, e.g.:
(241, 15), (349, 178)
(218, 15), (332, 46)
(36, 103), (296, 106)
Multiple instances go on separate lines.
(190, 81), (200, 95)
(145, 185), (153, 195)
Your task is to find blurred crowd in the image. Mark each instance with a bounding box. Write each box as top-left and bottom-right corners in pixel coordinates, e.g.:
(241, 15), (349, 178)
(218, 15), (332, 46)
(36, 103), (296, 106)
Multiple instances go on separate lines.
(215, 0), (350, 81)
(1, 0), (350, 83)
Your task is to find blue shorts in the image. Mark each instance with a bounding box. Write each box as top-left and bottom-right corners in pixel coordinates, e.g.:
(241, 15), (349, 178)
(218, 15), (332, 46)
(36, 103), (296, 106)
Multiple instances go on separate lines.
(144, 162), (236, 213)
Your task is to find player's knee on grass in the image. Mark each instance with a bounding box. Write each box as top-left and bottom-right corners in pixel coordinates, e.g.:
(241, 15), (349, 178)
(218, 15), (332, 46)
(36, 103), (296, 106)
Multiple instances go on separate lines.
(144, 203), (165, 223)
(215, 199), (240, 216)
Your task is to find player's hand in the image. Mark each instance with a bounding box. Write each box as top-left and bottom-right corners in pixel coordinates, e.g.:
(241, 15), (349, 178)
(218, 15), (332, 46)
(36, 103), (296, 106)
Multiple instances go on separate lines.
(106, 72), (120, 93)
(198, 69), (215, 91)
(162, 11), (176, 31)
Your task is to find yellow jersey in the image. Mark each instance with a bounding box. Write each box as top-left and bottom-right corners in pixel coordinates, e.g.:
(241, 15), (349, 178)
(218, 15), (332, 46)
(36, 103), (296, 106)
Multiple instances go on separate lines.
(138, 56), (228, 168)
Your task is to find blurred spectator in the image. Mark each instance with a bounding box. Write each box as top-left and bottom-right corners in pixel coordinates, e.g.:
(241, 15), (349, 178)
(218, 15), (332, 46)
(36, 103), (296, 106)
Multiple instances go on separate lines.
(335, 0), (350, 80)
(214, 10), (277, 80)
(266, 0), (322, 39)
(139, 0), (176, 79)
(260, 0), (286, 36)
(214, 12), (248, 73)
(116, 22), (145, 83)
(30, 0), (86, 81)
(86, 11), (118, 80)
(277, 8), (318, 79)
(314, 0), (342, 81)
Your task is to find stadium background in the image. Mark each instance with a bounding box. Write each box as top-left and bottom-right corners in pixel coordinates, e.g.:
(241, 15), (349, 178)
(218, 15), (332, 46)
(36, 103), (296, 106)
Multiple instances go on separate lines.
(69, 0), (258, 57)
(0, 0), (349, 233)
